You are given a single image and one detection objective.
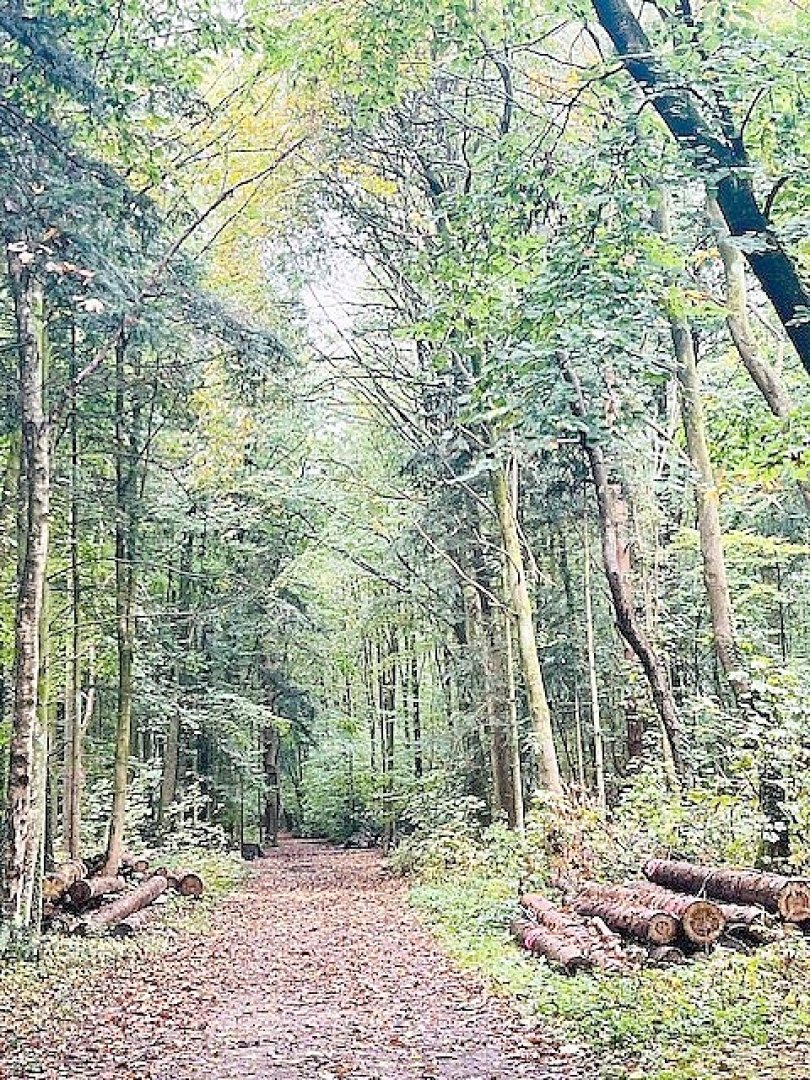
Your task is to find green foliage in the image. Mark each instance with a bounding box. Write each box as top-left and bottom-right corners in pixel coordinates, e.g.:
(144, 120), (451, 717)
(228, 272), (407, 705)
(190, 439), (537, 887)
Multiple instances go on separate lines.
(409, 820), (810, 1079)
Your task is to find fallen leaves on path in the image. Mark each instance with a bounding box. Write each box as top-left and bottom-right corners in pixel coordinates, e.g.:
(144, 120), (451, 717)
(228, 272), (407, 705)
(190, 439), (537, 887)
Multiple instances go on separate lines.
(1, 839), (588, 1079)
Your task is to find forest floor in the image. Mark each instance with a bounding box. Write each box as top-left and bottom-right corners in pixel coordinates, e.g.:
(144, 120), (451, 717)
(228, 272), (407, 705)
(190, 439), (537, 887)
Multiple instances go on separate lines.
(0, 838), (590, 1080)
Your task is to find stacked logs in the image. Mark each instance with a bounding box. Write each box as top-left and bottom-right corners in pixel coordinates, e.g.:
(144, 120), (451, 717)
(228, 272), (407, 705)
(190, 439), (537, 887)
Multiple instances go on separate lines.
(514, 857), (809, 976)
(643, 859), (810, 923)
(570, 885), (681, 947)
(43, 853), (205, 937)
(515, 894), (637, 973)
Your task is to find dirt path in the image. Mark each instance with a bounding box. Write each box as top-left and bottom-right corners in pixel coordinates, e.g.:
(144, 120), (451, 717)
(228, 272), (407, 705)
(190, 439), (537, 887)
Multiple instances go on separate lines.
(3, 839), (587, 1079)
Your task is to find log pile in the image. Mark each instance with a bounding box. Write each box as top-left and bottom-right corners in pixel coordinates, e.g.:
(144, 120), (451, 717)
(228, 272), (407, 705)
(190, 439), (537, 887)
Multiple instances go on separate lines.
(515, 895), (637, 973)
(643, 859), (810, 923)
(514, 856), (807, 976)
(43, 852), (205, 937)
(571, 886), (680, 946)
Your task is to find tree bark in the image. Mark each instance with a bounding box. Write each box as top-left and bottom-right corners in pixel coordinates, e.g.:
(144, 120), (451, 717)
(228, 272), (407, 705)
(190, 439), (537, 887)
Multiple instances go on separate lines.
(160, 532), (193, 821)
(2, 246), (50, 938)
(83, 874), (167, 932)
(591, 0), (810, 372)
(570, 889), (679, 945)
(644, 858), (810, 921)
(64, 321), (83, 859)
(583, 522), (606, 810)
(671, 317), (747, 695)
(105, 337), (137, 875)
(67, 875), (127, 907)
(705, 194), (810, 512)
(464, 578), (518, 825)
(262, 724), (281, 847)
(491, 460), (563, 796)
(562, 360), (689, 780)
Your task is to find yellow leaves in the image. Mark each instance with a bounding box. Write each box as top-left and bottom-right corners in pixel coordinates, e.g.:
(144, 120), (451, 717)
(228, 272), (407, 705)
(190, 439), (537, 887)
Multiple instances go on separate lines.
(187, 358), (257, 493)
(692, 246), (718, 268)
(170, 58), (316, 312)
(337, 161), (399, 199)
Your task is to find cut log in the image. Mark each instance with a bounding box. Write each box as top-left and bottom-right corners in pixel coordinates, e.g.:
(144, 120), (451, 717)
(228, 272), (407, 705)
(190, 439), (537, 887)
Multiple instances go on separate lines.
(67, 875), (127, 908)
(620, 882), (725, 946)
(120, 852), (150, 874)
(110, 908), (160, 938)
(510, 917), (591, 973)
(83, 875), (168, 933)
(646, 945), (685, 965)
(571, 886), (680, 945)
(170, 869), (204, 897)
(644, 858), (810, 923)
(521, 894), (594, 938)
(43, 860), (87, 902)
(519, 896), (634, 972)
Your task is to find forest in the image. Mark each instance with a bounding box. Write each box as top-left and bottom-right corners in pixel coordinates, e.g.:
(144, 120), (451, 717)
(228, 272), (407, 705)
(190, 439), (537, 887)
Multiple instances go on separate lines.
(1, 1), (809, 1078)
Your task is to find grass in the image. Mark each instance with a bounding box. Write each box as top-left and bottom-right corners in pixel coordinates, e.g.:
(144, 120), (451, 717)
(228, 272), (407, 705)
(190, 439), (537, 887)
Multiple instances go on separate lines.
(0, 847), (248, 1047)
(410, 874), (810, 1080)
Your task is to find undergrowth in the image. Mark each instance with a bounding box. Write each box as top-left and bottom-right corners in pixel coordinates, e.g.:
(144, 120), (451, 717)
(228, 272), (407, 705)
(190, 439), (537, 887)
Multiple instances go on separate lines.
(398, 777), (810, 1080)
(0, 848), (248, 1041)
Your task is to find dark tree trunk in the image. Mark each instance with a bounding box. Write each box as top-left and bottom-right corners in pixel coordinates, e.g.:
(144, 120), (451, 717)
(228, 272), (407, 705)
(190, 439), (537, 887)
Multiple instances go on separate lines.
(591, 0), (810, 372)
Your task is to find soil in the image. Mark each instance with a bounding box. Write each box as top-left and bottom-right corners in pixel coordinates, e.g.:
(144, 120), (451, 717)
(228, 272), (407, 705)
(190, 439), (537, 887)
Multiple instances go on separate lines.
(2, 838), (589, 1079)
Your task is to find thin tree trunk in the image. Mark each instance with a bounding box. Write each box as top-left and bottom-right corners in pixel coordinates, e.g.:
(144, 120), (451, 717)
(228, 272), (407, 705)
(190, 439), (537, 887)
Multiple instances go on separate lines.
(464, 579), (516, 824)
(410, 648), (423, 779)
(655, 197), (748, 698)
(671, 319), (746, 691)
(502, 571), (526, 834)
(562, 359), (689, 781)
(262, 724), (281, 847)
(379, 630), (397, 849)
(491, 460), (564, 796)
(64, 323), (83, 859)
(105, 338), (137, 875)
(705, 194), (810, 513)
(38, 580), (54, 876)
(160, 533), (193, 820)
(583, 522), (606, 811)
(3, 247), (50, 938)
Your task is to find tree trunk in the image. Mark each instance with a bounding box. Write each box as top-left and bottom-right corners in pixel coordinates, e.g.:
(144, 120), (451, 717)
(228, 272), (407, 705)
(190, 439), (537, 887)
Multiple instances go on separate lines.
(705, 194), (810, 512)
(262, 724), (281, 847)
(2, 246), (50, 940)
(562, 360), (689, 780)
(591, 0), (810, 372)
(502, 588), (526, 835)
(64, 322), (83, 859)
(464, 578), (517, 825)
(160, 532), (193, 821)
(491, 460), (563, 796)
(105, 337), (137, 876)
(671, 317), (746, 694)
(379, 630), (397, 849)
(583, 521), (606, 810)
(410, 648), (423, 779)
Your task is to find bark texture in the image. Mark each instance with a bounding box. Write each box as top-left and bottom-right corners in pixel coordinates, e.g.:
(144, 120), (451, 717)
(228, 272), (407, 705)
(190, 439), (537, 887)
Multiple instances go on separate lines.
(3, 246), (50, 935)
(591, 0), (810, 372)
(644, 858), (810, 921)
(491, 462), (563, 795)
(562, 359), (689, 779)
